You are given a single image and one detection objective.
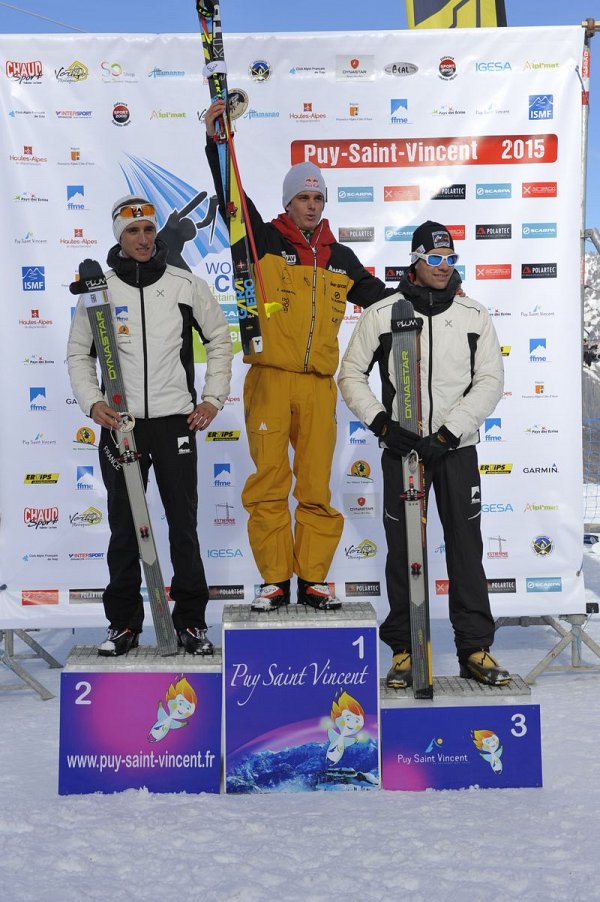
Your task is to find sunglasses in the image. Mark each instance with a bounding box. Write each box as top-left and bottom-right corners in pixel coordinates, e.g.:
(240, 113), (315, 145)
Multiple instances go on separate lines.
(412, 251), (459, 267)
(113, 203), (156, 220)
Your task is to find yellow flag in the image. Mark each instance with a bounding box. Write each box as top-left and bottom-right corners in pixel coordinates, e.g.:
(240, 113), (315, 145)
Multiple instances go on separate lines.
(405, 0), (507, 29)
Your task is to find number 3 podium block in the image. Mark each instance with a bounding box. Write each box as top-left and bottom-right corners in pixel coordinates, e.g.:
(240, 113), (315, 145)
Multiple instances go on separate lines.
(223, 602), (380, 793)
(380, 677), (542, 791)
(58, 646), (222, 795)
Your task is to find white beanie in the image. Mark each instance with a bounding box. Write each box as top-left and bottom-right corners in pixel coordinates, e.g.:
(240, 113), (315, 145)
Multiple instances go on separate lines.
(111, 194), (158, 242)
(282, 162), (327, 209)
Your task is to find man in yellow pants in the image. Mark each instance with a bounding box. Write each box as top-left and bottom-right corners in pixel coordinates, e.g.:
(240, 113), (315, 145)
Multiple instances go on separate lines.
(205, 100), (393, 610)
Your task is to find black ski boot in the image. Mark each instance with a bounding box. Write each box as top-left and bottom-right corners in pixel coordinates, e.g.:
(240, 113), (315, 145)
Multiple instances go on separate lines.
(459, 649), (510, 685)
(297, 579), (342, 611)
(177, 627), (214, 656)
(97, 627), (140, 657)
(251, 581), (290, 612)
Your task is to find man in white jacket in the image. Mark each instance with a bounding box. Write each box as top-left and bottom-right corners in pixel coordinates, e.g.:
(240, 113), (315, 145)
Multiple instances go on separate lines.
(67, 194), (232, 656)
(338, 221), (508, 688)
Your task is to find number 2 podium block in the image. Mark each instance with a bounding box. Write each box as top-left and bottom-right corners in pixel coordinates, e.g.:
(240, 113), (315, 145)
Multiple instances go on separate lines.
(380, 677), (542, 791)
(58, 646), (222, 795)
(223, 602), (380, 793)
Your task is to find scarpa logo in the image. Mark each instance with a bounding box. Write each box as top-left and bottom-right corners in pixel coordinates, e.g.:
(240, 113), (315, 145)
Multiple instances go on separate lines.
(476, 183), (511, 199)
(526, 577), (562, 592)
(385, 226), (415, 241)
(522, 223), (557, 239)
(337, 187), (374, 203)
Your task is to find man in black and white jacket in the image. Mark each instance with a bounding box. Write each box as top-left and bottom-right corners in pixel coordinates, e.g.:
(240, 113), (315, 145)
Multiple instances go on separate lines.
(338, 220), (509, 688)
(67, 194), (232, 657)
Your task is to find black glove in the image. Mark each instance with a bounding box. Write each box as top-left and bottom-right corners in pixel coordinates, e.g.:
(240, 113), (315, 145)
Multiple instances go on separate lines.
(373, 416), (421, 457)
(417, 425), (460, 467)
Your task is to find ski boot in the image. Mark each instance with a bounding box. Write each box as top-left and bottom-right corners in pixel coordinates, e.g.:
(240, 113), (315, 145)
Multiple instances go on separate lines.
(459, 649), (510, 686)
(297, 580), (342, 611)
(97, 627), (140, 657)
(385, 651), (412, 689)
(177, 627), (214, 656)
(251, 581), (290, 612)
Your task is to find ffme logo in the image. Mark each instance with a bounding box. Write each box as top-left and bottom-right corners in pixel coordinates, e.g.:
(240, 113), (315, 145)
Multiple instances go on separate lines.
(484, 418), (502, 442)
(29, 386), (47, 411)
(66, 185), (85, 209)
(22, 266), (45, 291)
(76, 466), (94, 490)
(529, 338), (547, 362)
(213, 463), (232, 487)
(390, 98), (409, 124)
(349, 421), (369, 444)
(529, 95), (553, 120)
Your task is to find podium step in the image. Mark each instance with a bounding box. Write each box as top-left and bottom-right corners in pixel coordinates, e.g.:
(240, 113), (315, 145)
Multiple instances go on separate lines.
(64, 644), (222, 672)
(223, 600), (377, 629)
(380, 674), (530, 705)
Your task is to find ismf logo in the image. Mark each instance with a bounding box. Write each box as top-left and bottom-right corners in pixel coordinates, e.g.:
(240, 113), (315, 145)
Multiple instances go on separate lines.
(22, 266), (45, 290)
(529, 95), (553, 119)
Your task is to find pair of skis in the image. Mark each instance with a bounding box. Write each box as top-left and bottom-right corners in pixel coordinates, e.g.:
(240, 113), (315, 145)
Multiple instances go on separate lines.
(391, 298), (433, 698)
(71, 261), (178, 656)
(195, 0), (270, 355)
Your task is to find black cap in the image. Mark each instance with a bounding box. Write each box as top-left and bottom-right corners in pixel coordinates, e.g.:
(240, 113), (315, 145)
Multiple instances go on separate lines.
(411, 220), (454, 254)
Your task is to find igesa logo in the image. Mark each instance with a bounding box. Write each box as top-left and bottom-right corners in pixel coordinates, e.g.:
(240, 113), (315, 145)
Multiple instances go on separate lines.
(207, 548), (243, 558)
(526, 577), (562, 592)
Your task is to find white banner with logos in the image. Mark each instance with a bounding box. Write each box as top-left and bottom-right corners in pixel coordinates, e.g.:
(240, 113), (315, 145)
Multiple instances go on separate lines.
(0, 25), (586, 627)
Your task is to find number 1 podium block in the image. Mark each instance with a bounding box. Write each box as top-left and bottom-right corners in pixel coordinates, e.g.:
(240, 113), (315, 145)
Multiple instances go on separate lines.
(58, 646), (222, 795)
(380, 676), (542, 791)
(223, 602), (380, 793)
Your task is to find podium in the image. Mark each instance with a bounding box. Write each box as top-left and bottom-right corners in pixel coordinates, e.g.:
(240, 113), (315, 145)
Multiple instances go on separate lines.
(222, 602), (380, 793)
(380, 676), (542, 791)
(58, 645), (222, 795)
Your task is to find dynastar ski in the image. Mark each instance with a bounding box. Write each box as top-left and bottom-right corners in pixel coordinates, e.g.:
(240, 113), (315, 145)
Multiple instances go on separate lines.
(391, 298), (433, 699)
(71, 259), (178, 656)
(195, 0), (264, 355)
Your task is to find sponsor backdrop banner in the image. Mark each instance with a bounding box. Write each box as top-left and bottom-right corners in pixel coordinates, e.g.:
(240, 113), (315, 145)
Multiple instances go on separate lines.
(0, 26), (585, 628)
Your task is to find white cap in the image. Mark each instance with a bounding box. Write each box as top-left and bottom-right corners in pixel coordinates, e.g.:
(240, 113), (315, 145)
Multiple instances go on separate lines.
(111, 194), (158, 242)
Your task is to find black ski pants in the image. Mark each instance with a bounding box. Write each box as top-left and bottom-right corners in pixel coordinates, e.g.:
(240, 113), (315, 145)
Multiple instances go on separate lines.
(379, 445), (495, 656)
(98, 415), (209, 632)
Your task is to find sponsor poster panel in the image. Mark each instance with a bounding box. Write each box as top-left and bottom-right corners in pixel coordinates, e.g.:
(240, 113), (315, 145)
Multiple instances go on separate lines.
(381, 703), (542, 790)
(0, 26), (585, 626)
(58, 671), (222, 794)
(223, 625), (379, 792)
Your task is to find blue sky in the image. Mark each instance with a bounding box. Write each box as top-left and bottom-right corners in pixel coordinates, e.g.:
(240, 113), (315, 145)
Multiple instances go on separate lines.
(1, 0), (598, 231)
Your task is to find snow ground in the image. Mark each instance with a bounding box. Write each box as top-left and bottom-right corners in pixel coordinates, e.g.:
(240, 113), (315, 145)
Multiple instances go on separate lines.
(2, 552), (600, 902)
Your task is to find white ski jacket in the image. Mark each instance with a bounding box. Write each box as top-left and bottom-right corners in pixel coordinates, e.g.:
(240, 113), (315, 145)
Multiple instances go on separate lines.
(338, 290), (504, 447)
(67, 261), (232, 419)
